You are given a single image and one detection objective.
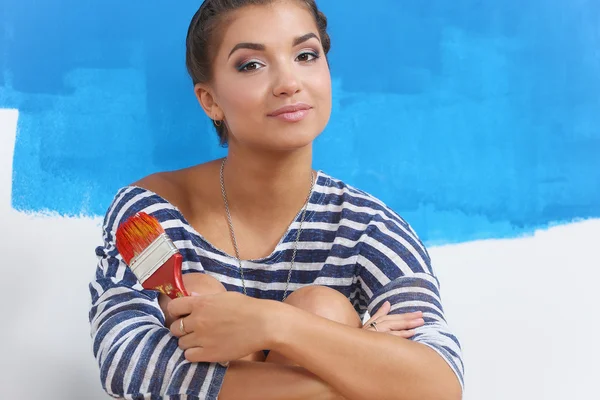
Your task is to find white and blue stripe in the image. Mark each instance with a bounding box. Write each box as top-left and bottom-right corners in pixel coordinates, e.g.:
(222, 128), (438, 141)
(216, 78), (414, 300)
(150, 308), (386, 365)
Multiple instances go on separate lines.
(89, 170), (464, 399)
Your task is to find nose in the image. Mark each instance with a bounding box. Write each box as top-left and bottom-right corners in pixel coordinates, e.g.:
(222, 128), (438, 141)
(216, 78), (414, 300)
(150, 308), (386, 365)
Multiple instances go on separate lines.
(272, 64), (301, 97)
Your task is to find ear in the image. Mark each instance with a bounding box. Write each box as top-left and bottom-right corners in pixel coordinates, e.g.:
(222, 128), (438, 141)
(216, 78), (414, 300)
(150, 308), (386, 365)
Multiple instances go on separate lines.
(194, 83), (224, 121)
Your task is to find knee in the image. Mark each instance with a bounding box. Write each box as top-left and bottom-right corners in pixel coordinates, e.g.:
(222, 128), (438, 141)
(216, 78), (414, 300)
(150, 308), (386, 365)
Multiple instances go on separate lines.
(284, 285), (361, 328)
(183, 272), (226, 295)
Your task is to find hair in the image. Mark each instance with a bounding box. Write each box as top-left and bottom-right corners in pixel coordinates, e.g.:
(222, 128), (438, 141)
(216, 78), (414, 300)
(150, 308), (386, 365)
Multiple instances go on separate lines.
(185, 0), (331, 146)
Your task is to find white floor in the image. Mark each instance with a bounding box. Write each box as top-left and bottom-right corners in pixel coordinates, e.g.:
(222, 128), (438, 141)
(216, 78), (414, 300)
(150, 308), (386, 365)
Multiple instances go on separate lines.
(1, 108), (599, 399)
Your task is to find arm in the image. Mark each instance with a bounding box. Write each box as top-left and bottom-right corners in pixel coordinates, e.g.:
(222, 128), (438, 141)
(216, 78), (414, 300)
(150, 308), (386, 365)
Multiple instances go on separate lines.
(260, 217), (464, 400)
(162, 274), (344, 399)
(90, 256), (227, 399)
(89, 187), (227, 399)
(163, 198), (461, 398)
(264, 279), (461, 400)
(218, 361), (342, 400)
(217, 301), (427, 400)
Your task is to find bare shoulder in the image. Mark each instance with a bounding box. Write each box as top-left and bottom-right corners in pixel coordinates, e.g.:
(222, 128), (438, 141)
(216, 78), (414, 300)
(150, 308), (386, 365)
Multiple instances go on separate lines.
(132, 170), (185, 204)
(131, 160), (221, 217)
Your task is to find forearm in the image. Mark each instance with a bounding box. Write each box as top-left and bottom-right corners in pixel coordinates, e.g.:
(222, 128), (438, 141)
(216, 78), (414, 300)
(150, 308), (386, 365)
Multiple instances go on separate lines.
(219, 360), (342, 400)
(268, 303), (461, 400)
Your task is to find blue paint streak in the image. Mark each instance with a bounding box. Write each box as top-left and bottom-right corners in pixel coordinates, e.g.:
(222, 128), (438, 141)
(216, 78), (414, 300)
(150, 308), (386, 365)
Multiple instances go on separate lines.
(1, 0), (599, 244)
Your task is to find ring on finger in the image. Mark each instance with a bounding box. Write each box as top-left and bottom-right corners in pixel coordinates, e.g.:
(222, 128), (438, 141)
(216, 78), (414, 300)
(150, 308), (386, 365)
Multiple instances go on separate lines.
(369, 321), (379, 332)
(179, 318), (187, 335)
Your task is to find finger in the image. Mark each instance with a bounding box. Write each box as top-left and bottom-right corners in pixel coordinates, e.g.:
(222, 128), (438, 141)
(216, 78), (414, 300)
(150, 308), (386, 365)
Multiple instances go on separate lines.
(372, 301), (391, 319)
(377, 312), (425, 323)
(365, 315), (416, 331)
(375, 312), (424, 325)
(184, 347), (206, 363)
(170, 317), (193, 338)
(390, 329), (416, 338)
(167, 296), (197, 318)
(363, 317), (424, 333)
(384, 318), (425, 331)
(381, 310), (423, 320)
(158, 294), (175, 326)
(363, 301), (391, 327)
(177, 331), (200, 350)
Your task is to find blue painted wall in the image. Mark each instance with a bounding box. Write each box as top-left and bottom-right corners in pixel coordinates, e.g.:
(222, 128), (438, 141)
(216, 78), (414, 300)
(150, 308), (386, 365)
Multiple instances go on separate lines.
(1, 0), (599, 244)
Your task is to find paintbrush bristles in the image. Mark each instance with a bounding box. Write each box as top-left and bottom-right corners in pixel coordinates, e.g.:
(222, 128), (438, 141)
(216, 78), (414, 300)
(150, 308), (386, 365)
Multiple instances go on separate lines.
(116, 212), (165, 264)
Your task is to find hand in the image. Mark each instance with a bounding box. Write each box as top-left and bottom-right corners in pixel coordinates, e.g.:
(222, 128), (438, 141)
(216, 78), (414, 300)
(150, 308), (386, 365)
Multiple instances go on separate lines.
(168, 291), (273, 363)
(362, 301), (424, 338)
(158, 293), (176, 327)
(159, 273), (228, 328)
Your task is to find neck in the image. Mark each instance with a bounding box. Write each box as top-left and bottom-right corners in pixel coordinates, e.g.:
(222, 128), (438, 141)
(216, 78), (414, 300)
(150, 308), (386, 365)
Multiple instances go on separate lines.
(221, 143), (315, 223)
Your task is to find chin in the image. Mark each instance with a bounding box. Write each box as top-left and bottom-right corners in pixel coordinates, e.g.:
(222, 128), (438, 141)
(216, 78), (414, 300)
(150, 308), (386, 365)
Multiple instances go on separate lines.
(265, 134), (319, 152)
(248, 128), (321, 152)
(272, 123), (324, 150)
(231, 117), (328, 152)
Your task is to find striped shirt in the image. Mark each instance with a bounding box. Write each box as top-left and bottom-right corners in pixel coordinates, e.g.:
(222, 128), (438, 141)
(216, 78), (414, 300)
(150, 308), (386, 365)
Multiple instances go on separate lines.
(89, 170), (464, 399)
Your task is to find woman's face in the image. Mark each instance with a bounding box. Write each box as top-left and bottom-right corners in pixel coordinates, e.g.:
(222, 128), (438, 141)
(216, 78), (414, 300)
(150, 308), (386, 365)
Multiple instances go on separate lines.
(199, 0), (332, 152)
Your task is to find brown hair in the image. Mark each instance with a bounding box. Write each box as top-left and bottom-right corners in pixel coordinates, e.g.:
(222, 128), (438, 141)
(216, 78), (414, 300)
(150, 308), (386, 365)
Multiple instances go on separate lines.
(185, 0), (331, 146)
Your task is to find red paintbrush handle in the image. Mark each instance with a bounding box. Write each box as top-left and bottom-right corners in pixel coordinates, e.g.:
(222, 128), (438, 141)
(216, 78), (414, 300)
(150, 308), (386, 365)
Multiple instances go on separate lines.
(142, 253), (189, 299)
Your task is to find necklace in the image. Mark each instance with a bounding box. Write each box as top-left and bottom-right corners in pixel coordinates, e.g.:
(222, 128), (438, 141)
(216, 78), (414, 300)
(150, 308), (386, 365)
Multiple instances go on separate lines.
(219, 158), (315, 301)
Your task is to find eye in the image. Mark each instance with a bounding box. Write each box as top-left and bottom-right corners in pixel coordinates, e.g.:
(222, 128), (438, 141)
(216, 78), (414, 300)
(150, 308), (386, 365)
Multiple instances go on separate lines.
(237, 60), (265, 72)
(296, 51), (320, 63)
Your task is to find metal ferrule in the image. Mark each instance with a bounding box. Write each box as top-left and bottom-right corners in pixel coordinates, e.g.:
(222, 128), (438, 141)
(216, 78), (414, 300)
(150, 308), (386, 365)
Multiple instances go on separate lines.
(129, 233), (179, 282)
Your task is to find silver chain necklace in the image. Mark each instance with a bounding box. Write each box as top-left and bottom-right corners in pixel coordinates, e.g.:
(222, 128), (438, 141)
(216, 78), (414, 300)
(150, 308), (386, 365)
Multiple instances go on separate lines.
(219, 158), (315, 301)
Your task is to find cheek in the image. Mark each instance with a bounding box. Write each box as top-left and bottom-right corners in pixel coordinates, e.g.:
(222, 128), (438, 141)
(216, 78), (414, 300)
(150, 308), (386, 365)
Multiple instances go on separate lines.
(219, 80), (267, 128)
(311, 65), (332, 112)
(223, 85), (260, 113)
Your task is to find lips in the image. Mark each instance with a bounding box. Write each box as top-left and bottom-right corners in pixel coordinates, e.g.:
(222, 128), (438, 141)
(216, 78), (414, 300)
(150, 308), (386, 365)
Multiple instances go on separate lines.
(268, 103), (312, 117)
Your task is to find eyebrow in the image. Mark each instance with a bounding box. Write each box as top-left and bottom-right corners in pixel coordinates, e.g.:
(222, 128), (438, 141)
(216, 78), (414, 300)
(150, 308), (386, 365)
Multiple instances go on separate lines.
(227, 32), (321, 59)
(293, 32), (320, 47)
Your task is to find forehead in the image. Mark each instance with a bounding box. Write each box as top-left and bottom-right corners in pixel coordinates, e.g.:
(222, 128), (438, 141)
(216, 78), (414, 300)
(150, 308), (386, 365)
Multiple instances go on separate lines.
(218, 1), (318, 49)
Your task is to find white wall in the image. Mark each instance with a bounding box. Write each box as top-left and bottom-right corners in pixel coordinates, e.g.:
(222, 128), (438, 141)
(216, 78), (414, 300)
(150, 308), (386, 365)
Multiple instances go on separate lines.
(0, 109), (107, 399)
(1, 109), (598, 399)
(430, 221), (600, 399)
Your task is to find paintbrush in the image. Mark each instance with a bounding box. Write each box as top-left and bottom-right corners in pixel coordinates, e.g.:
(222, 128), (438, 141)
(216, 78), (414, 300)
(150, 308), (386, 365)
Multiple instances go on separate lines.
(116, 212), (189, 299)
(116, 211), (231, 367)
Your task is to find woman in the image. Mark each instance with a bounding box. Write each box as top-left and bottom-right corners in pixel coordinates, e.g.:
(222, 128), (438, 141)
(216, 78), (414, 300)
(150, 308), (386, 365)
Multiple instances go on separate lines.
(89, 0), (464, 399)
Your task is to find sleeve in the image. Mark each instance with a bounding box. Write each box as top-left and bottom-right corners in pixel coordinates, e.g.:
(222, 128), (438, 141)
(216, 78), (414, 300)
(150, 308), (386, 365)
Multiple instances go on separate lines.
(357, 210), (465, 390)
(88, 186), (227, 400)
